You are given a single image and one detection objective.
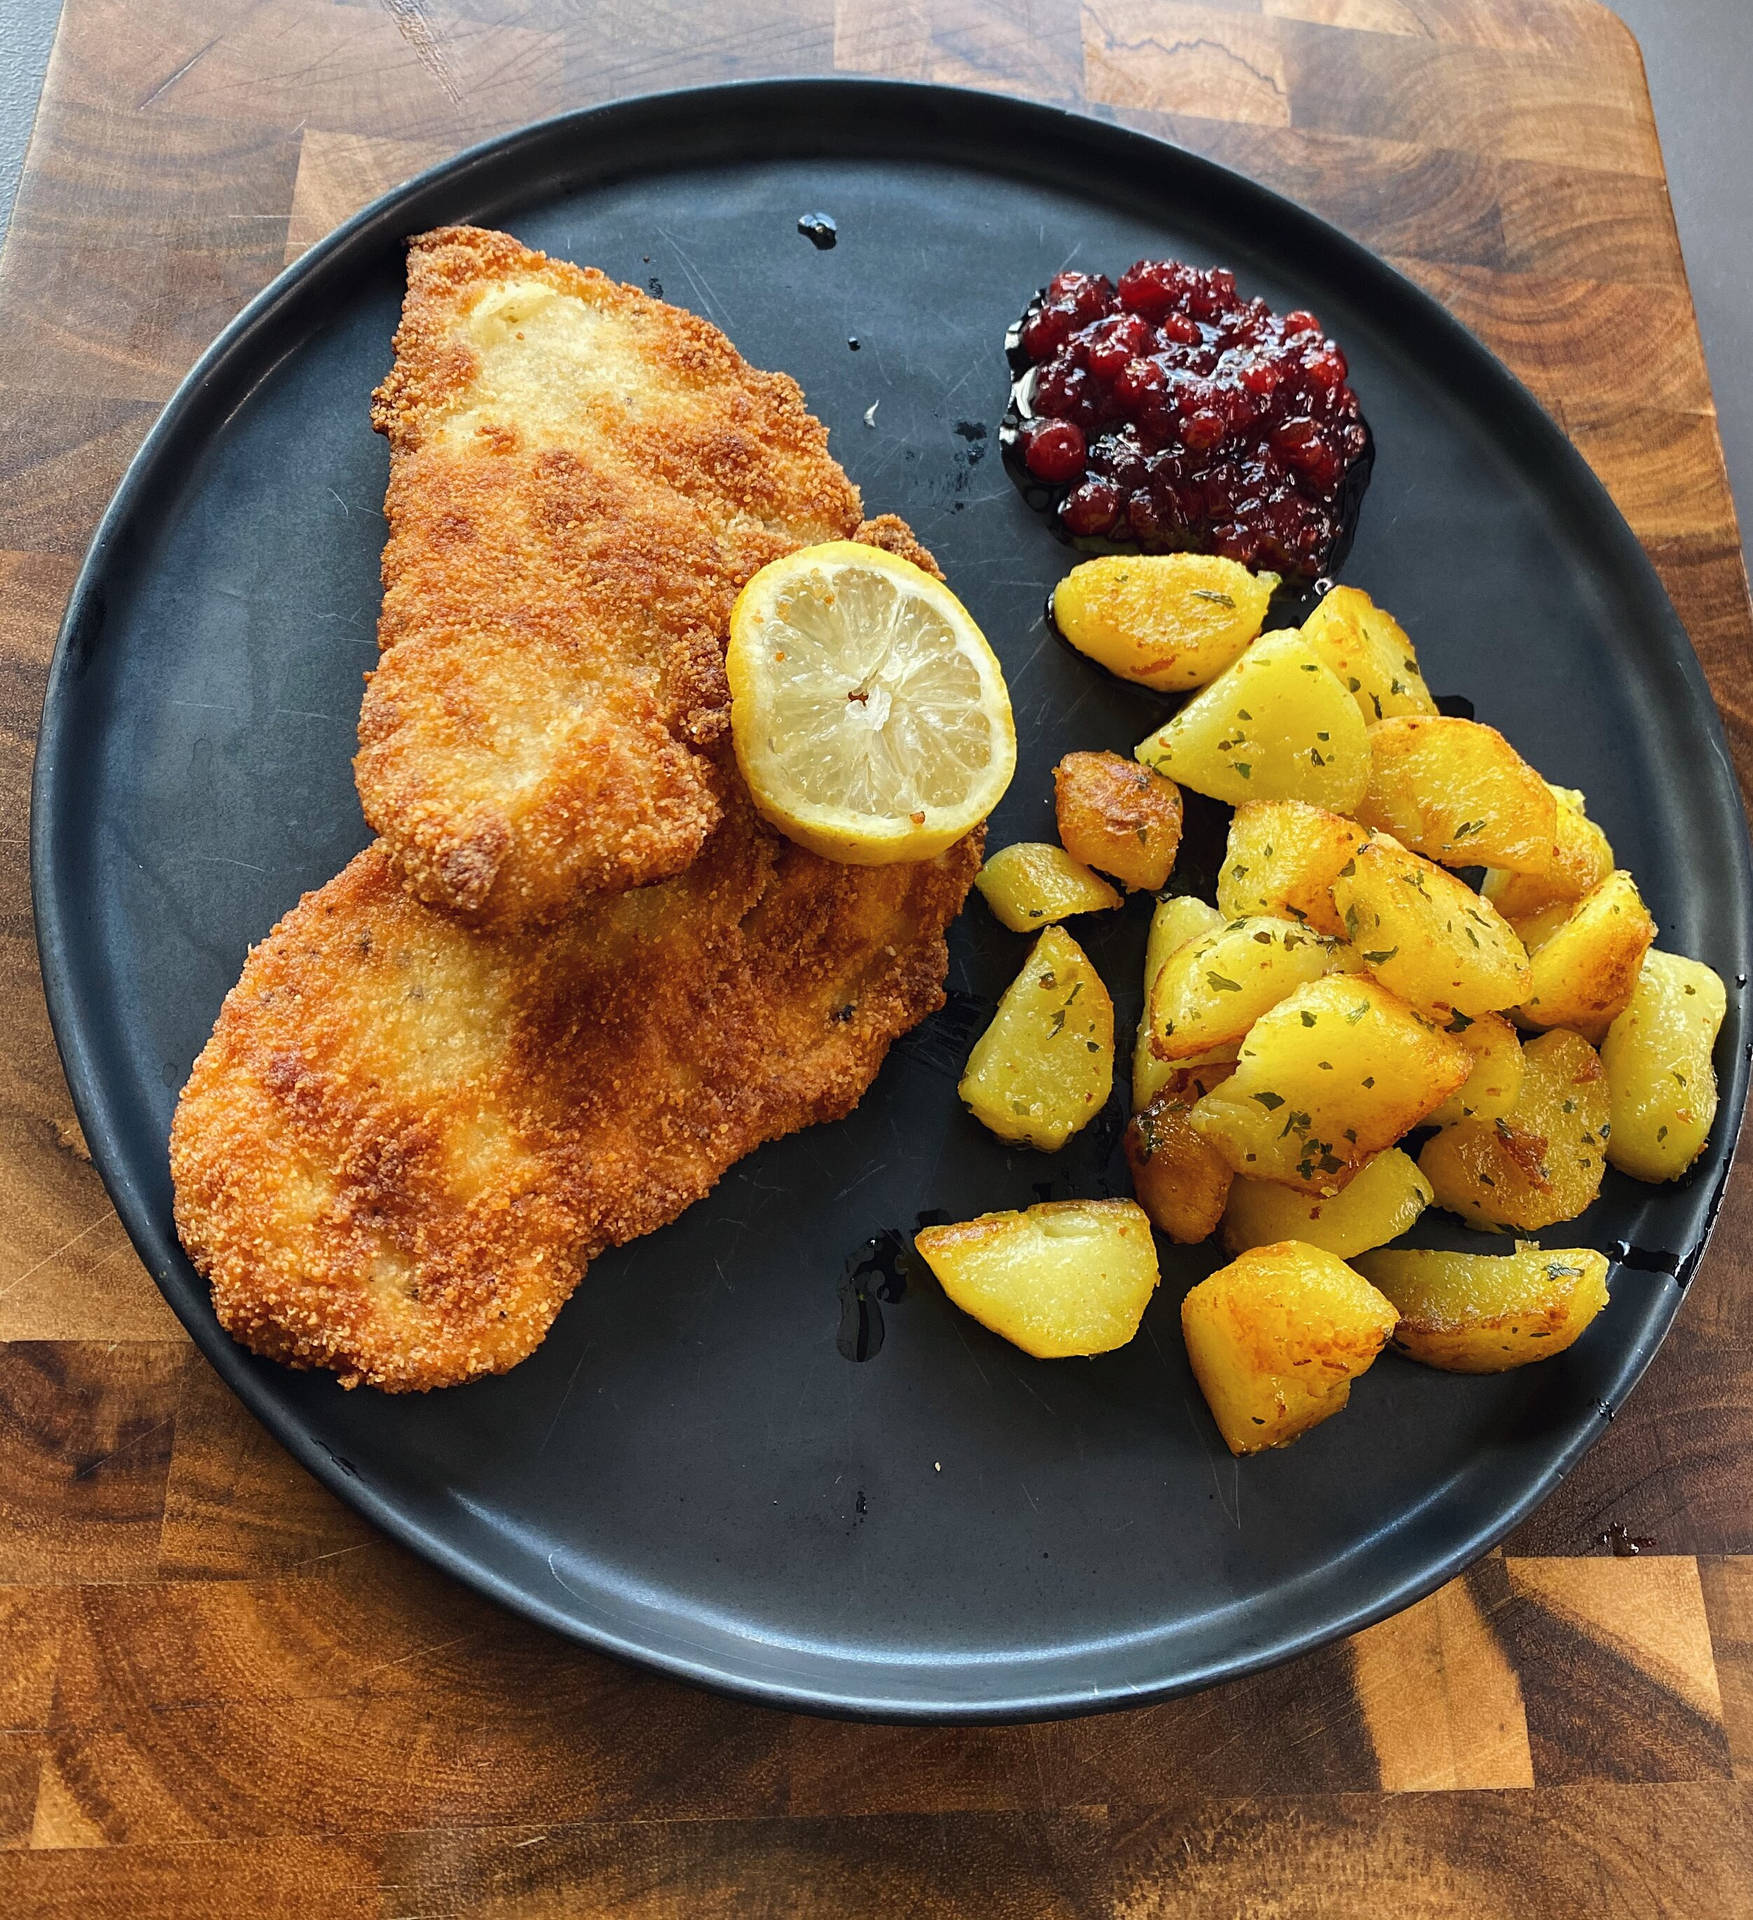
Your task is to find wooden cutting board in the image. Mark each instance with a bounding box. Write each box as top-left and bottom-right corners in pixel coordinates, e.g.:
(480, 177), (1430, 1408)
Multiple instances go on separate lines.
(2, 2), (1751, 1912)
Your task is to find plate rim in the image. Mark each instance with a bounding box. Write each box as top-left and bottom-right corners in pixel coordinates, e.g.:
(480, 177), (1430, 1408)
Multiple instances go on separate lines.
(28, 74), (1753, 1723)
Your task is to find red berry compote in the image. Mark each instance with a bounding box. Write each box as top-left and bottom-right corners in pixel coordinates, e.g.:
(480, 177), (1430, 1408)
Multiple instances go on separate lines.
(1001, 260), (1373, 579)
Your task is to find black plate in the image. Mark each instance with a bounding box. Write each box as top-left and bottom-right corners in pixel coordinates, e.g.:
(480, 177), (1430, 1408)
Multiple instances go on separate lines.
(31, 80), (1752, 1721)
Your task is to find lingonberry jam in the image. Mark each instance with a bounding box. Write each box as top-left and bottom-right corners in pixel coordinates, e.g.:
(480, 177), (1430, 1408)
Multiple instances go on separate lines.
(1001, 261), (1373, 578)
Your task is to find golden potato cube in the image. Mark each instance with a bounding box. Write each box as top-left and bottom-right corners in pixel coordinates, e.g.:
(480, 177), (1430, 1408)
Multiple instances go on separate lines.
(915, 1199), (1159, 1358)
(1356, 716), (1557, 874)
(1125, 1082), (1235, 1243)
(1221, 1147), (1432, 1259)
(1053, 751), (1184, 892)
(1513, 870), (1657, 1042)
(1145, 894), (1226, 991)
(1603, 948), (1728, 1181)
(1356, 1245), (1610, 1373)
(1298, 585), (1437, 723)
(960, 926), (1114, 1150)
(1425, 1009), (1525, 1127)
(1419, 1028), (1608, 1231)
(974, 841), (1121, 932)
(1333, 839), (1530, 1017)
(1181, 1241), (1399, 1454)
(1215, 799), (1365, 938)
(1134, 629), (1369, 812)
(1483, 784), (1614, 920)
(1149, 914), (1341, 1063)
(1134, 896), (1227, 1109)
(1051, 553), (1277, 692)
(1190, 977), (1472, 1194)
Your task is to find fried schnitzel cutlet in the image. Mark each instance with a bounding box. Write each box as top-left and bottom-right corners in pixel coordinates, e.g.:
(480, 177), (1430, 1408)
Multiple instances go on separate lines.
(170, 776), (981, 1392)
(359, 225), (871, 928)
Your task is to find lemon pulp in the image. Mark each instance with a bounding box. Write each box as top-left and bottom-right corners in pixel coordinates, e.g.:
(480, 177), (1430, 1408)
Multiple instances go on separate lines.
(727, 543), (1016, 864)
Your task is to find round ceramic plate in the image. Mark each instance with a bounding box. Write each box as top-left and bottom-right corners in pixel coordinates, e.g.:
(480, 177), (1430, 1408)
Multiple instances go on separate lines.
(31, 80), (1752, 1720)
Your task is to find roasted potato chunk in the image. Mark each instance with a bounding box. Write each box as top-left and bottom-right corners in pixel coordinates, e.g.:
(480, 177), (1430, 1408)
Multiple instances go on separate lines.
(974, 841), (1121, 931)
(1483, 784), (1613, 920)
(1149, 914), (1341, 1063)
(915, 1200), (1159, 1358)
(1220, 1148), (1432, 1259)
(1215, 799), (1365, 938)
(1145, 894), (1225, 988)
(1298, 585), (1437, 723)
(1134, 896), (1227, 1109)
(1053, 752), (1184, 892)
(1356, 1245), (1610, 1373)
(1052, 553), (1277, 692)
(1419, 1028), (1608, 1231)
(1356, 716), (1556, 874)
(1126, 1083), (1236, 1242)
(1181, 1241), (1399, 1454)
(1602, 948), (1727, 1181)
(960, 926), (1114, 1150)
(1333, 839), (1530, 1016)
(1425, 1009), (1525, 1127)
(1135, 629), (1369, 812)
(1513, 870), (1656, 1041)
(1190, 977), (1472, 1194)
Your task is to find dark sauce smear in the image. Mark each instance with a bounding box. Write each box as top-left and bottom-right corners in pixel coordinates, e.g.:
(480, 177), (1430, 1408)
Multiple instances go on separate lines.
(999, 261), (1372, 580)
(1606, 1239), (1683, 1278)
(836, 1256), (889, 1362)
(1597, 1521), (1656, 1557)
(836, 1214), (950, 1362)
(798, 212), (838, 250)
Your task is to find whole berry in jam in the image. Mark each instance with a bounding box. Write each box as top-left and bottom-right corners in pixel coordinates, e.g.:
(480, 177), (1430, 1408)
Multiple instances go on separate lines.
(1005, 259), (1371, 577)
(1023, 419), (1087, 483)
(1059, 478), (1122, 537)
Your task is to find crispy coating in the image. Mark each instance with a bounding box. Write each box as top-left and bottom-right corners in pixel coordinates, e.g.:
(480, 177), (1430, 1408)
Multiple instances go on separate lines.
(171, 777), (981, 1392)
(359, 226), (866, 927)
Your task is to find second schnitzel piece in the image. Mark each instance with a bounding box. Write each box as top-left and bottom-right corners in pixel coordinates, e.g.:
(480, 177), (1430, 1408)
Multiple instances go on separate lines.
(170, 775), (981, 1392)
(360, 225), (866, 926)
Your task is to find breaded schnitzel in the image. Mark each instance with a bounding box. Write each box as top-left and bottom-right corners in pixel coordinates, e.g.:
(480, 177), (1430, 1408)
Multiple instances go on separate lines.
(359, 225), (868, 927)
(170, 776), (981, 1392)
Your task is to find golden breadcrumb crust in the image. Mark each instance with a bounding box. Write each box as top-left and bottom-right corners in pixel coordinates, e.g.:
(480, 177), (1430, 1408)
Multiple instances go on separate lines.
(170, 773), (981, 1393)
(358, 225), (866, 928)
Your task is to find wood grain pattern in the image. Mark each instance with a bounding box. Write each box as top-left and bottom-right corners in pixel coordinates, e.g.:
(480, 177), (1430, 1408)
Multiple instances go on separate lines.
(2, 0), (1750, 1910)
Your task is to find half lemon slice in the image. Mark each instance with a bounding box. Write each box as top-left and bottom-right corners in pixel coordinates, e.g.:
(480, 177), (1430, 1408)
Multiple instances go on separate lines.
(727, 542), (1016, 864)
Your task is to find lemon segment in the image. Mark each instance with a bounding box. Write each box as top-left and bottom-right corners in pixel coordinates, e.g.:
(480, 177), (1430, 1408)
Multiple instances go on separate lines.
(726, 542), (1016, 864)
